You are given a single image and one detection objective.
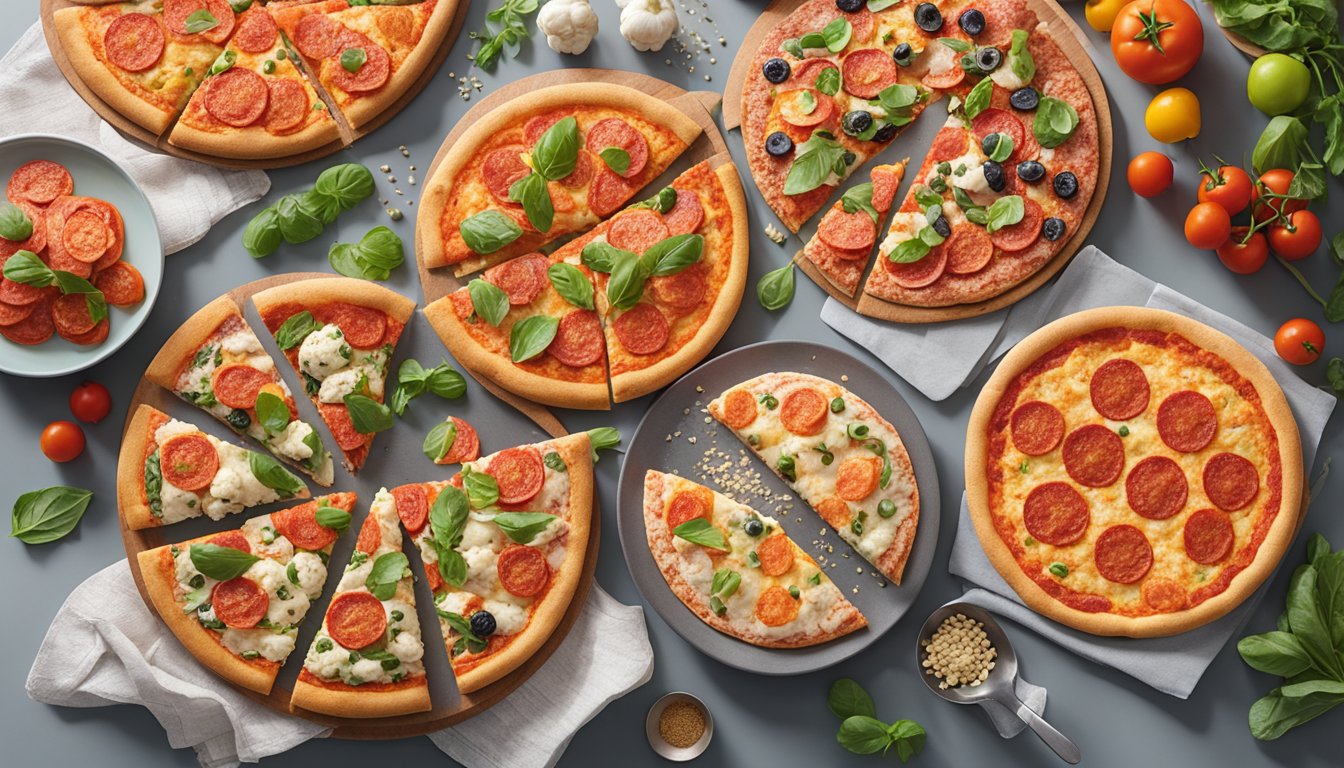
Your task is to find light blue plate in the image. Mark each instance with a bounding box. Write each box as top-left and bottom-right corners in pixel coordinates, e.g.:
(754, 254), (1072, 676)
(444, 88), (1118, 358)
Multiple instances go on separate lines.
(0, 134), (162, 377)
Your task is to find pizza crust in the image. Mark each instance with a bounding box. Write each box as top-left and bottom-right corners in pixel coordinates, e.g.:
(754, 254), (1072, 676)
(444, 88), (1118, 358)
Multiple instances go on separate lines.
(52, 7), (181, 136)
(117, 404), (159, 530)
(965, 306), (1303, 637)
(166, 117), (342, 161)
(144, 295), (240, 390)
(290, 673), (432, 718)
(338, 0), (459, 131)
(251, 276), (417, 325)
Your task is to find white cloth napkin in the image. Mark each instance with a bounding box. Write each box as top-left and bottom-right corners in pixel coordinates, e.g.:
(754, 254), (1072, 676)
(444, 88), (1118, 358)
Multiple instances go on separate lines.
(27, 560), (654, 768)
(0, 24), (269, 255)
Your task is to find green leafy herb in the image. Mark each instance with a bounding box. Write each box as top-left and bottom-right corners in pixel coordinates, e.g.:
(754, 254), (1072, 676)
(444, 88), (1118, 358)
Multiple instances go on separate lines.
(438, 607), (487, 655)
(867, 0), (900, 9)
(964, 76), (993, 120)
(423, 419), (458, 462)
(757, 263), (796, 310)
(329, 226), (404, 281)
(365, 552), (410, 600)
(340, 47), (367, 72)
(828, 679), (925, 762)
(598, 147), (630, 175)
(840, 182), (879, 225)
(784, 132), (848, 195)
(460, 210), (523, 254)
(586, 427), (622, 463)
(184, 9), (218, 34)
(544, 451), (566, 471)
(1049, 561), (1069, 577)
(247, 453), (304, 497)
(209, 49), (236, 75)
(709, 568), (741, 615)
(274, 311), (320, 350)
(816, 66), (842, 96)
(984, 132), (1014, 163)
(631, 187), (677, 213)
(1253, 115), (1309, 174)
(1007, 29), (1035, 84)
(145, 451), (163, 518)
(492, 512), (557, 544)
(508, 171), (553, 233)
(392, 358), (466, 415)
(0, 203), (33, 241)
(1033, 97), (1079, 148)
(190, 543), (260, 581)
(274, 193), (324, 244)
(821, 17), (853, 52)
(9, 486), (93, 544)
(672, 518), (730, 551)
(605, 250), (649, 310)
(429, 485), (470, 586)
(254, 391), (290, 434)
(640, 234), (705, 277)
(313, 163), (375, 210)
(985, 195), (1025, 233)
(242, 207), (282, 258)
(470, 0), (540, 70)
(871, 83), (922, 127)
(547, 262), (595, 309)
(2, 251), (107, 324)
(468, 278), (511, 327)
(461, 467), (499, 509)
(509, 314), (559, 362)
(315, 505), (351, 533)
(343, 394), (393, 434)
(579, 239), (626, 273)
(528, 119), (580, 176)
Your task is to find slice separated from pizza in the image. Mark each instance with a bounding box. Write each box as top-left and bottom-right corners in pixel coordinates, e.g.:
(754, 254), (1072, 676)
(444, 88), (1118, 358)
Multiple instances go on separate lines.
(393, 432), (593, 693)
(292, 488), (431, 717)
(800, 162), (904, 297)
(168, 5), (341, 159)
(708, 372), (920, 584)
(118, 404), (309, 530)
(136, 492), (357, 695)
(418, 82), (702, 276)
(253, 277), (414, 474)
(145, 296), (336, 486)
(644, 471), (866, 647)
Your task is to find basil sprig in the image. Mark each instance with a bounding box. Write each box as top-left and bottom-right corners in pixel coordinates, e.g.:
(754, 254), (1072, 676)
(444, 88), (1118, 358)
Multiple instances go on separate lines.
(423, 419), (458, 462)
(506, 116), (580, 233)
(586, 426), (622, 463)
(9, 486), (93, 544)
(438, 607), (487, 656)
(428, 485), (470, 587)
(985, 195), (1025, 233)
(184, 9), (219, 34)
(492, 512), (557, 544)
(672, 518), (730, 551)
(315, 504), (351, 533)
(274, 311), (320, 350)
(580, 234), (704, 310)
(784, 131), (851, 195)
(459, 210), (523, 255)
(870, 84), (922, 128)
(964, 76), (993, 121)
(757, 263), (795, 311)
(1033, 96), (1079, 148)
(1008, 29), (1035, 84)
(547, 262), (595, 309)
(2, 250), (108, 324)
(461, 467), (499, 509)
(366, 551), (410, 600)
(0, 203), (33, 241)
(190, 543), (260, 581)
(343, 393), (393, 434)
(244, 163), (374, 258)
(254, 391), (290, 434)
(247, 452), (305, 496)
(390, 358), (466, 415)
(329, 226), (404, 281)
(840, 182), (879, 225)
(340, 47), (367, 73)
(829, 678), (926, 761)
(315, 163), (376, 208)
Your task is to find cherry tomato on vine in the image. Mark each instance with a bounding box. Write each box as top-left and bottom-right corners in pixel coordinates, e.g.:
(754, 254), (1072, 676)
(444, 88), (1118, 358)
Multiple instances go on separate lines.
(1127, 152), (1174, 197)
(1215, 231), (1269, 274)
(69, 381), (112, 424)
(1184, 201), (1232, 250)
(40, 421), (85, 463)
(1254, 169), (1308, 221)
(1110, 0), (1204, 84)
(1197, 164), (1254, 216)
(1268, 210), (1323, 261)
(1274, 319), (1324, 365)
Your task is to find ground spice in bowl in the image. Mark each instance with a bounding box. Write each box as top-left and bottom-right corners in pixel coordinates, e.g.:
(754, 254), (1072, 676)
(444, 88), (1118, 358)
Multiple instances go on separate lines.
(658, 701), (707, 748)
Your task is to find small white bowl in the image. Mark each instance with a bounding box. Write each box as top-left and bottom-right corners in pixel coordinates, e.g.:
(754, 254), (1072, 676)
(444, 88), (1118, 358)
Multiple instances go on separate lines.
(645, 691), (713, 761)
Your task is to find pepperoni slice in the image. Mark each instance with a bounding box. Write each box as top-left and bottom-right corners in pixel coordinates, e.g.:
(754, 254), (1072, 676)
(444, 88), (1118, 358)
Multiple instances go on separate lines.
(160, 433), (219, 491)
(293, 13), (342, 59)
(777, 89), (836, 128)
(212, 577), (268, 629)
(1125, 456), (1188, 520)
(922, 65), (965, 89)
(816, 496), (853, 528)
(52, 293), (96, 337)
(211, 364), (270, 409)
(843, 9), (875, 43)
(557, 149), (594, 189)
(205, 68), (269, 127)
(780, 387), (828, 436)
(663, 188), (704, 235)
(720, 388), (758, 429)
(375, 6), (415, 45)
(883, 245), (947, 288)
(818, 207), (876, 252)
(208, 530), (251, 553)
(835, 456), (880, 501)
(0, 291), (53, 344)
(608, 210), (670, 254)
(587, 169), (635, 218)
(1141, 579), (1189, 612)
(323, 302), (386, 348)
(497, 544), (549, 597)
(757, 534), (795, 577)
(1087, 359), (1150, 422)
(93, 262), (145, 307)
(612, 302), (669, 355)
(423, 561), (444, 592)
(391, 485), (428, 534)
(102, 12), (165, 73)
(990, 196), (1043, 253)
(941, 223), (995, 275)
(646, 264), (706, 315)
(1011, 400), (1064, 456)
(0, 274), (44, 306)
(755, 585), (800, 627)
(548, 309), (604, 367)
(0, 203), (47, 259)
(971, 108), (1037, 164)
(61, 210), (110, 263)
(272, 502), (339, 550)
(326, 591), (387, 649)
(329, 38), (391, 94)
(523, 111), (567, 145)
(7, 160), (73, 206)
(355, 509), (381, 555)
(489, 447), (545, 505)
(666, 487), (711, 529)
(169, 0), (236, 44)
(1062, 424), (1126, 487)
(1094, 525), (1153, 584)
(0, 301), (34, 327)
(262, 78), (309, 134)
(482, 145), (530, 203)
(841, 48), (899, 99)
(1157, 391), (1217, 453)
(871, 165), (901, 214)
(1023, 482), (1089, 546)
(487, 254), (547, 305)
(785, 59), (840, 89)
(1184, 508), (1234, 564)
(584, 118), (649, 178)
(65, 318), (109, 346)
(85, 200), (124, 271)
(927, 127), (969, 163)
(440, 416), (481, 464)
(1203, 453), (1259, 511)
(232, 6), (277, 53)
(320, 402), (369, 451)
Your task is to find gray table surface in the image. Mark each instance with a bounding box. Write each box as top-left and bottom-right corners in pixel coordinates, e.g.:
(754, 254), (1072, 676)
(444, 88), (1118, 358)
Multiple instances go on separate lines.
(2, 2), (1341, 767)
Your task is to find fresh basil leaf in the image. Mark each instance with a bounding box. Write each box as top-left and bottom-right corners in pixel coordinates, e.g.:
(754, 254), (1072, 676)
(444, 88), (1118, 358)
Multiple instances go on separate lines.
(964, 76), (993, 120)
(9, 486), (93, 544)
(2, 250), (54, 287)
(509, 314), (559, 362)
(366, 551), (409, 600)
(586, 427), (622, 463)
(209, 49), (237, 75)
(468, 278), (511, 326)
(544, 451), (566, 471)
(303, 189), (342, 225)
(1286, 162), (1327, 201)
(598, 147), (630, 175)
(145, 451), (163, 518)
(247, 452), (305, 496)
(640, 234), (704, 276)
(0, 203), (33, 241)
(184, 9), (219, 34)
(605, 251), (650, 310)
(840, 183), (878, 224)
(798, 89), (817, 115)
(315, 505), (352, 533)
(984, 132), (1014, 162)
(985, 195), (1025, 233)
(275, 194), (324, 244)
(799, 32), (826, 49)
(580, 240), (632, 273)
(190, 543), (261, 581)
(437, 608), (484, 647)
(459, 210), (522, 254)
(816, 66), (841, 96)
(546, 262), (594, 309)
(254, 391), (290, 434)
(423, 420), (458, 462)
(781, 37), (804, 59)
(1253, 115), (1309, 174)
(1008, 28), (1035, 84)
(508, 171), (553, 233)
(343, 393), (393, 434)
(275, 311), (319, 350)
(430, 483), (470, 550)
(672, 518), (729, 551)
(461, 467), (500, 509)
(821, 17), (852, 52)
(888, 720), (927, 762)
(427, 363), (466, 399)
(1033, 96), (1079, 149)
(532, 116), (580, 180)
(757, 263), (796, 310)
(492, 512), (557, 544)
(243, 206), (282, 258)
(329, 226), (404, 280)
(314, 163), (375, 210)
(229, 0), (253, 11)
(1237, 631), (1314, 677)
(913, 184), (943, 209)
(51, 271), (108, 325)
(631, 187), (677, 213)
(938, 37), (971, 52)
(836, 716), (891, 755)
(828, 678), (877, 720)
(888, 237), (931, 264)
(340, 47), (367, 72)
(784, 132), (846, 195)
(874, 83), (920, 116)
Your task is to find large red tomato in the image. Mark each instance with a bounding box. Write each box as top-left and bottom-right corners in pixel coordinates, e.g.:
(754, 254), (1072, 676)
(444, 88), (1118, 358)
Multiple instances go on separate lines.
(1110, 0), (1204, 84)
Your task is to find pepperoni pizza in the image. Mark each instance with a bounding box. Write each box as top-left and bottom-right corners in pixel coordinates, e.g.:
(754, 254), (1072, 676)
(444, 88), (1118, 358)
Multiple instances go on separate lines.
(966, 308), (1304, 637)
(643, 470), (867, 647)
(253, 277), (415, 474)
(137, 493), (356, 695)
(801, 162), (904, 296)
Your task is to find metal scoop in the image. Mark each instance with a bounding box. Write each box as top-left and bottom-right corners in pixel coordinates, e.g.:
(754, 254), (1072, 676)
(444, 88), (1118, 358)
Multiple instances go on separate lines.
(916, 601), (1081, 764)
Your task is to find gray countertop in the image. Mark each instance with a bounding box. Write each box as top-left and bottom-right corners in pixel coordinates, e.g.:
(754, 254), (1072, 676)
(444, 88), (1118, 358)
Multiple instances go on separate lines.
(2, 2), (1341, 766)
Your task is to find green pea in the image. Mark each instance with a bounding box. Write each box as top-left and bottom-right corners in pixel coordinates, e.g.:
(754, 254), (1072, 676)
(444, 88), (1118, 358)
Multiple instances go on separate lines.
(878, 499), (896, 518)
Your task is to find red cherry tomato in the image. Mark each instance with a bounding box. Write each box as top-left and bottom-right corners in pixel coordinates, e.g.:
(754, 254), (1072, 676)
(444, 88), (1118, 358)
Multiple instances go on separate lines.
(1127, 152), (1174, 197)
(1215, 230), (1269, 274)
(1254, 169), (1308, 222)
(69, 381), (112, 424)
(41, 421), (85, 463)
(1184, 201), (1232, 250)
(1197, 164), (1254, 215)
(1268, 210), (1323, 261)
(1274, 318), (1324, 365)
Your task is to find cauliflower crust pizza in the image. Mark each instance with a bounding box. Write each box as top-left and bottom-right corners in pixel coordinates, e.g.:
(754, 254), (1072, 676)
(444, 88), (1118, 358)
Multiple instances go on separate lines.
(965, 308), (1303, 637)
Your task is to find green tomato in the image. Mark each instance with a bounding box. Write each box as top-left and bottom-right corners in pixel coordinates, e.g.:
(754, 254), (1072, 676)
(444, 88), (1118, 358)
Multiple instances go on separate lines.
(1247, 54), (1311, 116)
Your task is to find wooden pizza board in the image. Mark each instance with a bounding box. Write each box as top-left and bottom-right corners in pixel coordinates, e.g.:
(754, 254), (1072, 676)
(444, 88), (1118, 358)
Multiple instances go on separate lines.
(722, 0), (1113, 324)
(118, 273), (598, 739)
(39, 0), (471, 170)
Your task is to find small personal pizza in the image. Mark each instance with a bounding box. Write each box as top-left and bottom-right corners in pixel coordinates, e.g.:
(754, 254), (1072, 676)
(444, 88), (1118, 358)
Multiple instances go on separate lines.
(418, 82), (701, 276)
(168, 5), (341, 159)
(292, 488), (431, 717)
(136, 492), (356, 695)
(644, 470), (867, 647)
(118, 404), (309, 530)
(253, 278), (414, 473)
(965, 307), (1303, 637)
(800, 162), (904, 296)
(145, 296), (336, 486)
(709, 372), (920, 584)
(394, 432), (593, 693)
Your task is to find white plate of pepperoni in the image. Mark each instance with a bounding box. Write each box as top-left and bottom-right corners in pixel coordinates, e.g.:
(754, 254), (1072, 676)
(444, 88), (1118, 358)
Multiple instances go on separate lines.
(0, 134), (162, 377)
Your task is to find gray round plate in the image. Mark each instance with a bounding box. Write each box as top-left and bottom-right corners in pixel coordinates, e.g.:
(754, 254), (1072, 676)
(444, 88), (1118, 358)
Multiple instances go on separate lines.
(616, 340), (940, 674)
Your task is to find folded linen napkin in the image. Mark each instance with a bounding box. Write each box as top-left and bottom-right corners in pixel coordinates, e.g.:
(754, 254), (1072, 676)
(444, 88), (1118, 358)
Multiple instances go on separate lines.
(27, 560), (654, 768)
(0, 24), (269, 255)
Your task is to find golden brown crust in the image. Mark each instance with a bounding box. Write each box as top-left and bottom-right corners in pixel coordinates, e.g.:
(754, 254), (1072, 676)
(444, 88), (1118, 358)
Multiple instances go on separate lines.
(52, 7), (179, 136)
(252, 276), (417, 325)
(117, 404), (158, 530)
(338, 0), (459, 130)
(964, 307), (1303, 637)
(290, 675), (431, 718)
(144, 295), (240, 389)
(166, 117), (341, 160)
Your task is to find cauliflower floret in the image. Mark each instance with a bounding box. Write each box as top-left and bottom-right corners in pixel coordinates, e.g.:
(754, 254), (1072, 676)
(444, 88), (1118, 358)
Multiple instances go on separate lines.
(289, 552), (328, 600)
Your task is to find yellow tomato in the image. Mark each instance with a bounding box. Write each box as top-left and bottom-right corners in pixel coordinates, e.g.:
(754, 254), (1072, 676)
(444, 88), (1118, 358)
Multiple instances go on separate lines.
(1085, 0), (1128, 32)
(1145, 87), (1201, 143)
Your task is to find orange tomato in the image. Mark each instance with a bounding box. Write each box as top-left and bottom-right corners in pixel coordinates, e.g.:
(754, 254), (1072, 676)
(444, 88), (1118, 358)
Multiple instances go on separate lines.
(1184, 202), (1232, 250)
(1215, 231), (1269, 274)
(1110, 0), (1204, 84)
(1197, 164), (1254, 216)
(1127, 152), (1174, 197)
(1274, 318), (1324, 365)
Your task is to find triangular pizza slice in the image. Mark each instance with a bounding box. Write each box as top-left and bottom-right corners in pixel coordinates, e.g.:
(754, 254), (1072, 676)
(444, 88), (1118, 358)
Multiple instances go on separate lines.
(800, 161), (904, 297)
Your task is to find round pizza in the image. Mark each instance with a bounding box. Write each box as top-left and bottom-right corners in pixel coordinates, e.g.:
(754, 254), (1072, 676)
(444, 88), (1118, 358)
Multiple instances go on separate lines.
(966, 307), (1303, 637)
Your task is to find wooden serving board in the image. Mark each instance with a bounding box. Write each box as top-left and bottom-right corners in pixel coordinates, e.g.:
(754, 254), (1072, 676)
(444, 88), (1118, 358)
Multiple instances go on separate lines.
(722, 0), (1112, 325)
(118, 272), (598, 739)
(39, 0), (470, 170)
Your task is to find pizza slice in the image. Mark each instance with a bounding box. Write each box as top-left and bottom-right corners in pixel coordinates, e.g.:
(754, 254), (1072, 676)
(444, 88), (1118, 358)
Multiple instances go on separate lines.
(392, 432), (593, 693)
(708, 372), (920, 584)
(800, 162), (904, 297)
(167, 4), (341, 159)
(52, 0), (239, 136)
(136, 492), (357, 694)
(418, 82), (702, 276)
(145, 296), (336, 486)
(291, 488), (431, 717)
(118, 404), (309, 530)
(643, 470), (866, 647)
(252, 277), (414, 474)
